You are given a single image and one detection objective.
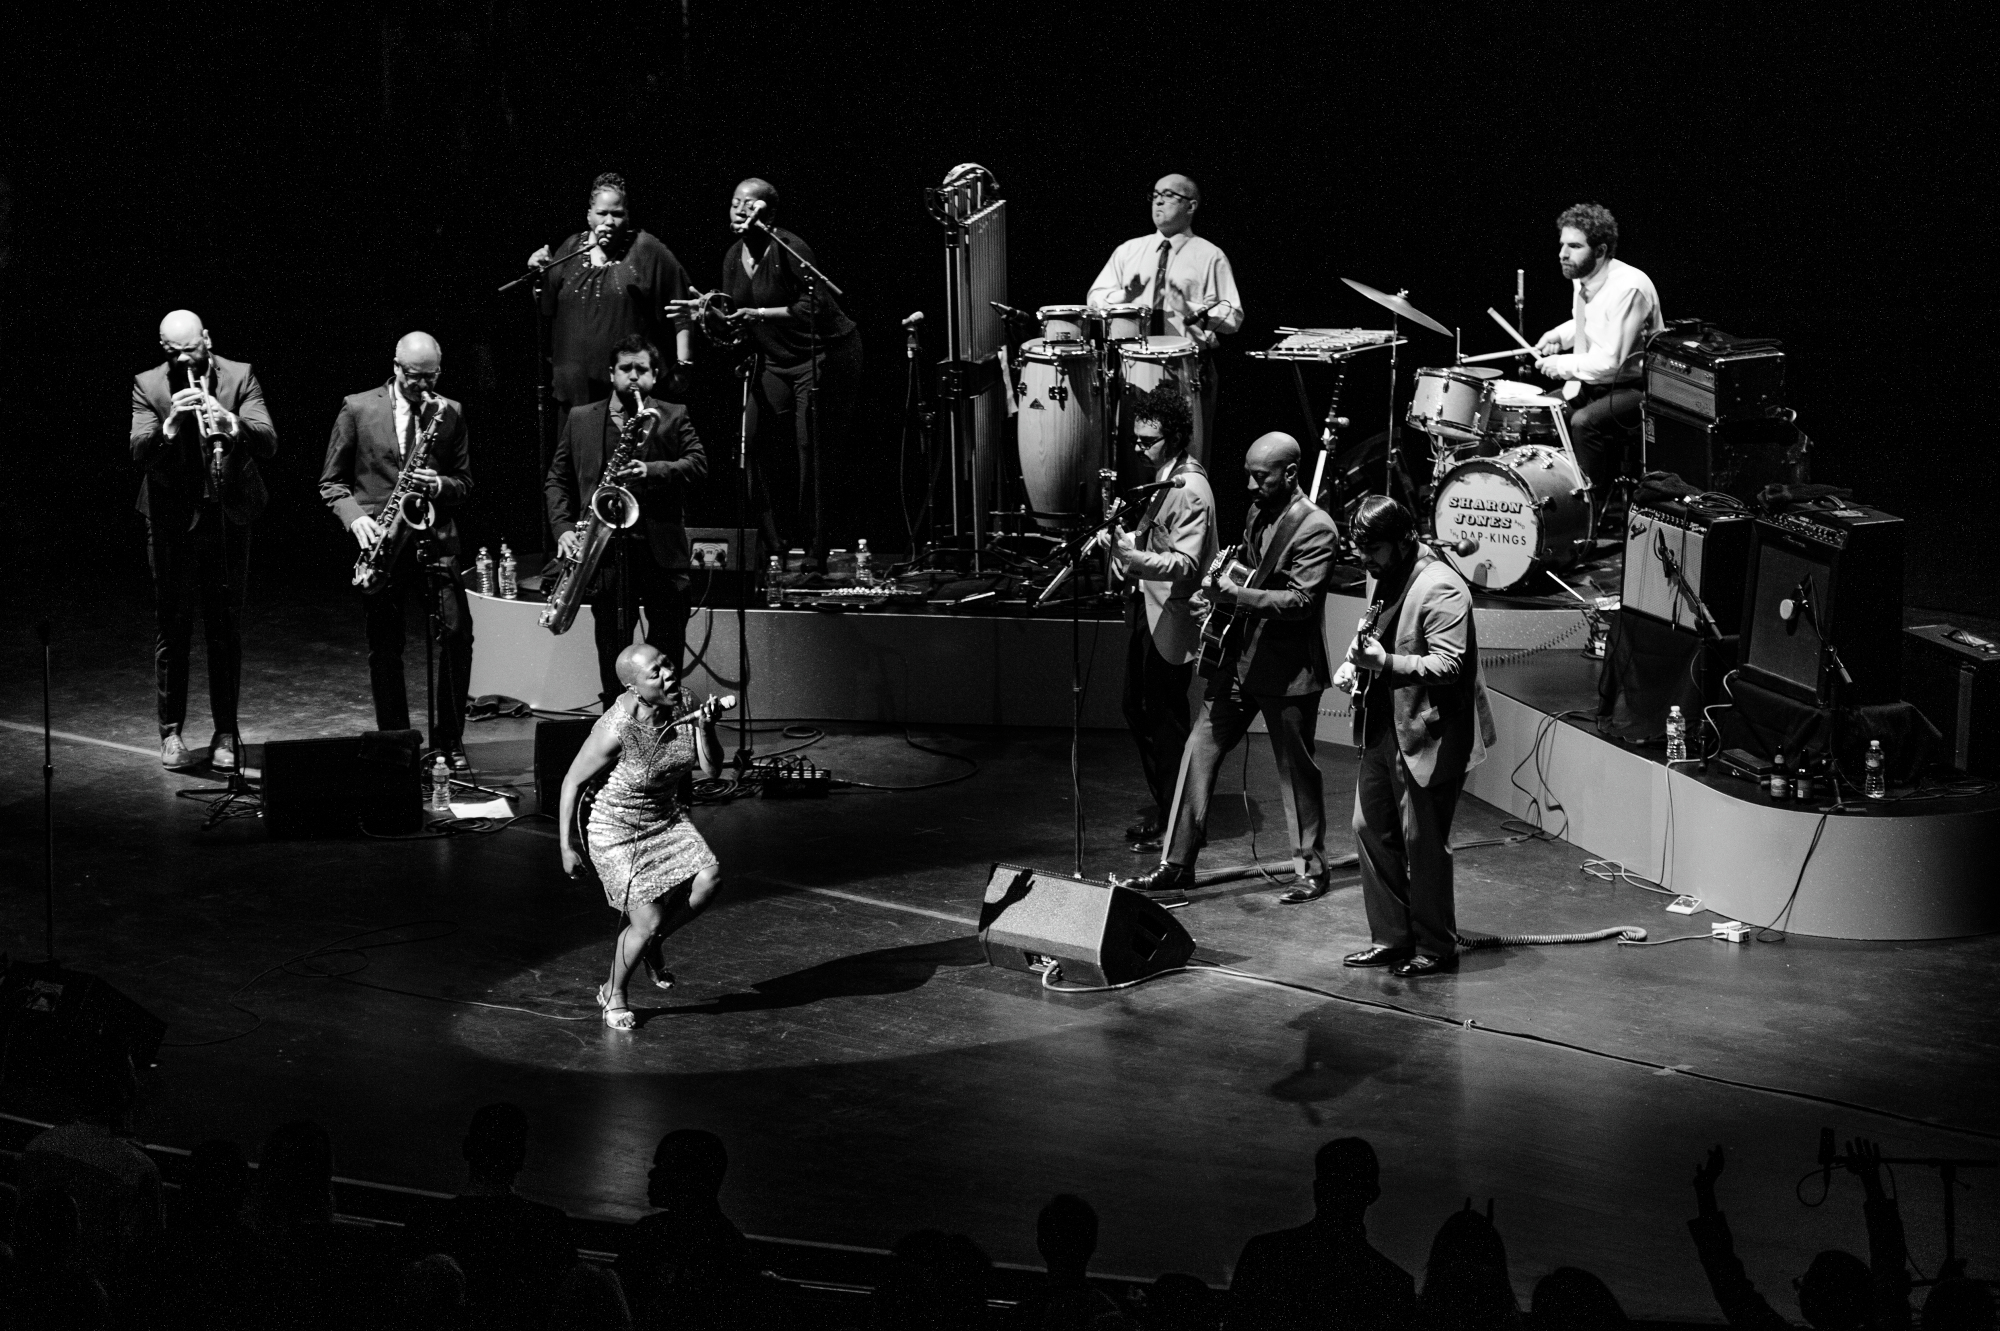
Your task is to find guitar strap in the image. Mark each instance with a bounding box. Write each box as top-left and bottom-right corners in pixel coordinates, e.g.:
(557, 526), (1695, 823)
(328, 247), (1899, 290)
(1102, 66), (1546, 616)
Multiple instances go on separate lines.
(1245, 494), (1314, 591)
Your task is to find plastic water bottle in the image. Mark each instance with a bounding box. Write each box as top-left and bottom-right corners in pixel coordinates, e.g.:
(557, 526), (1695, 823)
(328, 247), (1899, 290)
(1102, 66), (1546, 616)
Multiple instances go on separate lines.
(430, 756), (452, 814)
(765, 555), (783, 607)
(498, 544), (518, 599)
(854, 538), (874, 587)
(1665, 706), (1687, 763)
(475, 547), (495, 595)
(1865, 740), (1886, 799)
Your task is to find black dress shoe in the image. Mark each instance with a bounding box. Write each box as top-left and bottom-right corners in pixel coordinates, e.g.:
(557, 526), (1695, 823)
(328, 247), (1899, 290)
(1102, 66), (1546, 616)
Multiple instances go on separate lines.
(1117, 862), (1192, 895)
(445, 746), (473, 773)
(1343, 945), (1414, 968)
(1129, 835), (1163, 854)
(1124, 819), (1164, 842)
(1390, 953), (1458, 979)
(1278, 878), (1332, 904)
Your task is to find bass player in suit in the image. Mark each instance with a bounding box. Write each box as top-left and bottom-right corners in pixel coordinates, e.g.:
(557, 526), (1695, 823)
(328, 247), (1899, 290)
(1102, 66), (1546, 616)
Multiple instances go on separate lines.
(1335, 496), (1497, 978)
(1107, 386), (1217, 854)
(131, 310), (278, 771)
(318, 331), (476, 769)
(545, 333), (708, 709)
(1120, 432), (1341, 903)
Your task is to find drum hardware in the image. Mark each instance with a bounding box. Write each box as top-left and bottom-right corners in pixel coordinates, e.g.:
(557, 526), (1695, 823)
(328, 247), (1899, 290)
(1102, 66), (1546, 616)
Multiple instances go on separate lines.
(1342, 278), (1455, 504)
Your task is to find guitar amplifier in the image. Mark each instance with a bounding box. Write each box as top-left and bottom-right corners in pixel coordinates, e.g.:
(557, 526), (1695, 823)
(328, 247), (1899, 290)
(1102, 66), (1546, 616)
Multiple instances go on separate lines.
(1901, 623), (2000, 776)
(1642, 402), (1800, 499)
(1738, 506), (1905, 705)
(1644, 324), (1786, 421)
(1621, 498), (1753, 635)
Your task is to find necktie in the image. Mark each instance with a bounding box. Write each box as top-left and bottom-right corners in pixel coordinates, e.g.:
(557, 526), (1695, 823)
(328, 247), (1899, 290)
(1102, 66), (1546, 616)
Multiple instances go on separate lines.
(403, 400), (418, 457)
(1150, 237), (1172, 335)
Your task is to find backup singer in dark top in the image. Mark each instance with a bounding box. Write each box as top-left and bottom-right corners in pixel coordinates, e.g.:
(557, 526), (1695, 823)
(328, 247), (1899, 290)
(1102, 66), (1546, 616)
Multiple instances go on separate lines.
(528, 172), (696, 429)
(706, 177), (862, 571)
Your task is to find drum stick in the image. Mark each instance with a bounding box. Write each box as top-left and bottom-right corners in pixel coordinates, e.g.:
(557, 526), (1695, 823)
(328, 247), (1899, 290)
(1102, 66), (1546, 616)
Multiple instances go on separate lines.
(1488, 307), (1537, 352)
(1460, 347), (1536, 364)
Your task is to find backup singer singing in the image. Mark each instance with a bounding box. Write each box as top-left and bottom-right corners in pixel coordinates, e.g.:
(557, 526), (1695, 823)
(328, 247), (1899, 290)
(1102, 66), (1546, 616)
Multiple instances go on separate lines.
(527, 171), (696, 431)
(559, 644), (726, 1031)
(545, 334), (708, 708)
(131, 310), (278, 771)
(318, 332), (476, 770)
(706, 177), (863, 572)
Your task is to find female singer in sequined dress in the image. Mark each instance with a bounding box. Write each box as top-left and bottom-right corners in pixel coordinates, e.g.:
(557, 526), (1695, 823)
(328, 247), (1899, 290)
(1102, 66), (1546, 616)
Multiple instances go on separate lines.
(559, 644), (724, 1029)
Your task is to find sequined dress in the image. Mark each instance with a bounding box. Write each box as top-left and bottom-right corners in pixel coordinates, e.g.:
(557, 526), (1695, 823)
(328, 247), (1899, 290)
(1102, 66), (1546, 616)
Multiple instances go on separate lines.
(588, 692), (717, 909)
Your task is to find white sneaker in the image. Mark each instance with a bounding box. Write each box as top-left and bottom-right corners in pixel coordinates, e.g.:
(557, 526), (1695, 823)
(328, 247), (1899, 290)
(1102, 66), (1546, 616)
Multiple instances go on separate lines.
(160, 729), (200, 769)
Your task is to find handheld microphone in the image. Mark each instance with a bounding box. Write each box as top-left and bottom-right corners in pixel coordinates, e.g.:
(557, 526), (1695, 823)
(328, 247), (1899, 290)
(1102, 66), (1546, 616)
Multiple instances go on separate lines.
(1188, 299), (1222, 325)
(711, 694), (739, 711)
(731, 199), (767, 234)
(1122, 477), (1187, 497)
(990, 300), (1034, 322)
(1442, 534), (1478, 557)
(902, 311), (925, 328)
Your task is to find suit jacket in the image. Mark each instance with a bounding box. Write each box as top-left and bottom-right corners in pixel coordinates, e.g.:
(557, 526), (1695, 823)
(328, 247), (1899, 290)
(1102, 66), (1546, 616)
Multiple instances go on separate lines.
(319, 383), (474, 558)
(1354, 549), (1497, 787)
(131, 355), (277, 527)
(544, 397), (706, 571)
(1228, 494), (1341, 697)
(1115, 458), (1216, 665)
(1227, 1217), (1414, 1331)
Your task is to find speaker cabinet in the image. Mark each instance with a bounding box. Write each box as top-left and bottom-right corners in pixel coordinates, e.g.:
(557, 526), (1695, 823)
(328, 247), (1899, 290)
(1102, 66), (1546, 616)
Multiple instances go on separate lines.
(1903, 623), (2000, 776)
(1621, 499), (1753, 635)
(1739, 507), (1904, 706)
(534, 718), (596, 811)
(978, 863), (1195, 987)
(261, 730), (423, 838)
(1642, 402), (1800, 500)
(1, 961), (166, 1076)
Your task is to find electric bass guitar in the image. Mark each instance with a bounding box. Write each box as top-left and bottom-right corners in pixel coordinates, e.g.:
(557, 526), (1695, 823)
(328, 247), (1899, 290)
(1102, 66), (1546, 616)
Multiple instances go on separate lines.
(1193, 545), (1257, 678)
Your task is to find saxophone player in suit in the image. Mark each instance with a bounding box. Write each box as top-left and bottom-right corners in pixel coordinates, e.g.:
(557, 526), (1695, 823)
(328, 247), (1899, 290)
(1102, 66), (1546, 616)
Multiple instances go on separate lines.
(131, 310), (278, 771)
(318, 332), (477, 770)
(545, 334), (708, 710)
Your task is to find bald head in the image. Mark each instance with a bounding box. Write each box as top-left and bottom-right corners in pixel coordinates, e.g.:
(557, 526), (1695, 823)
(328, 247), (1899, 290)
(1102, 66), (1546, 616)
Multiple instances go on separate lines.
(396, 332), (442, 368)
(1247, 432), (1301, 470)
(160, 310), (204, 344)
(614, 643), (660, 689)
(735, 177), (778, 207)
(1150, 174), (1200, 237)
(1244, 432), (1303, 509)
(1156, 174), (1200, 204)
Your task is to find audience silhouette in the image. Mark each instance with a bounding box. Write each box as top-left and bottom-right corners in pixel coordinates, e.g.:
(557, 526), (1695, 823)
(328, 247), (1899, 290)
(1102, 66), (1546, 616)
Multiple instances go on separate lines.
(1413, 1204), (1523, 1331)
(1227, 1137), (1413, 1331)
(1531, 1266), (1630, 1331)
(617, 1127), (768, 1329)
(1009, 1193), (1120, 1329)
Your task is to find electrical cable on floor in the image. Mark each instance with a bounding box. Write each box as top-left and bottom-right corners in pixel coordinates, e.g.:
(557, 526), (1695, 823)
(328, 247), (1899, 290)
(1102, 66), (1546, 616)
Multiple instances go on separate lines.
(159, 919), (595, 1048)
(836, 728), (980, 792)
(1754, 812), (1827, 943)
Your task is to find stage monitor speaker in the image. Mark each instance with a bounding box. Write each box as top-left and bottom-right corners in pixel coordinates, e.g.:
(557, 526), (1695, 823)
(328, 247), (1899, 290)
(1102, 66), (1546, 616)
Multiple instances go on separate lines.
(1, 960), (167, 1076)
(1621, 498), (1753, 635)
(978, 863), (1194, 987)
(261, 730), (423, 838)
(1902, 623), (2000, 776)
(535, 718), (596, 811)
(1739, 507), (1904, 706)
(1642, 402), (1800, 500)
(687, 527), (764, 608)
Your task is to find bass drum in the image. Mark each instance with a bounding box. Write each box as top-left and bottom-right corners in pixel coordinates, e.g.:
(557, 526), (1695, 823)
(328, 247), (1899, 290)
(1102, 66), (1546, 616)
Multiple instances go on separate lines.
(1016, 338), (1104, 528)
(1432, 444), (1591, 592)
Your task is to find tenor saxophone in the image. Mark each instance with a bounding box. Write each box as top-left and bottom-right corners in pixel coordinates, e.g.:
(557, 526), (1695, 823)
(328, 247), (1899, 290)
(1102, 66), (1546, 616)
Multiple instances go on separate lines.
(540, 403), (654, 634)
(351, 394), (442, 594)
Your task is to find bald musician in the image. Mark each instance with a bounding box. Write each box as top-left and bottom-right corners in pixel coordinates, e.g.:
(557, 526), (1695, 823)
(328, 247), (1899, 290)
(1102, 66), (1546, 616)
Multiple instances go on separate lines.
(131, 310), (278, 771)
(1119, 433), (1340, 902)
(319, 332), (477, 770)
(1087, 173), (1244, 463)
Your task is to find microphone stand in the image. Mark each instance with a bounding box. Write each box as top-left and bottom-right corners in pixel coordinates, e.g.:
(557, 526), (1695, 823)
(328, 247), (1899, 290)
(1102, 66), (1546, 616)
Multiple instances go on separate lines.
(499, 242), (592, 549)
(750, 219), (845, 571)
(37, 620), (56, 962)
(1793, 583), (1856, 812)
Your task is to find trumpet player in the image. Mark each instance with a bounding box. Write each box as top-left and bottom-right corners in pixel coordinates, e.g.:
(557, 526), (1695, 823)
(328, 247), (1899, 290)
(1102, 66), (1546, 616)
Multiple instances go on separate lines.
(131, 309), (278, 771)
(545, 334), (707, 710)
(319, 332), (477, 770)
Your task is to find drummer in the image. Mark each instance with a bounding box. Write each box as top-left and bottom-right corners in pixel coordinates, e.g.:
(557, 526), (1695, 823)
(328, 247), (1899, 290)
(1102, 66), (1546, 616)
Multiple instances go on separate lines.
(1531, 202), (1663, 504)
(1087, 173), (1243, 462)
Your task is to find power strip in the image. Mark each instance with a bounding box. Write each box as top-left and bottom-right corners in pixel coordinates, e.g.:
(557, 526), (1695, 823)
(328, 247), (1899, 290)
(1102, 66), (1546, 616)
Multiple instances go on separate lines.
(1711, 920), (1754, 944)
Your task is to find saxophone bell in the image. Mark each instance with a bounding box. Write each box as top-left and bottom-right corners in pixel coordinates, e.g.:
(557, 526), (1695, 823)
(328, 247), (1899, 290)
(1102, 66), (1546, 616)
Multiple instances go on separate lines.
(590, 483), (639, 530)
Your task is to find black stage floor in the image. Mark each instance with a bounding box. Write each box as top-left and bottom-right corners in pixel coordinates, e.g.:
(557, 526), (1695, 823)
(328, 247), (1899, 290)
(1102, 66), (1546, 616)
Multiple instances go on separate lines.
(2, 578), (1996, 1320)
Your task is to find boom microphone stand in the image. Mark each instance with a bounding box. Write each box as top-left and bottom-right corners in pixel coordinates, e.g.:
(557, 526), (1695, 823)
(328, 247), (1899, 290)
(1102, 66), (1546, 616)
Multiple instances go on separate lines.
(498, 241), (591, 548)
(37, 620), (56, 961)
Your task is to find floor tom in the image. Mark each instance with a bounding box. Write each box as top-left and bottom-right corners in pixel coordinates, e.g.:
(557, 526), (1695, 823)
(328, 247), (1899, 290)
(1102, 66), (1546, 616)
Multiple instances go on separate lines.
(1432, 444), (1591, 592)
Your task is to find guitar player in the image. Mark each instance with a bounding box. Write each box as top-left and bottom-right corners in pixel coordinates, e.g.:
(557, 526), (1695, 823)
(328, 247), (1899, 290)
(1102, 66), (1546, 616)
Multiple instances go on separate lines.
(1334, 496), (1497, 979)
(1119, 432), (1340, 903)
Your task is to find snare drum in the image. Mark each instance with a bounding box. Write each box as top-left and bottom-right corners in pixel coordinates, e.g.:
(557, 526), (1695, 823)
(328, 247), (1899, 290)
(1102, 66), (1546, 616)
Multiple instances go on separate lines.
(1101, 302), (1150, 343)
(1407, 367), (1498, 442)
(1015, 338), (1105, 527)
(1431, 444), (1591, 591)
(1486, 379), (1561, 447)
(1035, 304), (1098, 344)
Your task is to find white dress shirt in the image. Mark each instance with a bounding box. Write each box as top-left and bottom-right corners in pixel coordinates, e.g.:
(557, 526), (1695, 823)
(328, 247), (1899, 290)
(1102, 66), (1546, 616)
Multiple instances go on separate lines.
(390, 386), (421, 455)
(1539, 257), (1662, 390)
(1087, 231), (1244, 346)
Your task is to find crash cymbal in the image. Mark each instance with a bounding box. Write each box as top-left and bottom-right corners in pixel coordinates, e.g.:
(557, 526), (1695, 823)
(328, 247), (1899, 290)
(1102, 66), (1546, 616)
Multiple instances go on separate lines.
(1341, 278), (1453, 338)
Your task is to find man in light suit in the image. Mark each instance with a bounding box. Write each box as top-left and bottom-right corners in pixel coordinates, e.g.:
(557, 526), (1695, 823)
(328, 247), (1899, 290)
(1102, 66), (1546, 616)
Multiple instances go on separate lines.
(545, 333), (707, 709)
(1120, 432), (1341, 901)
(319, 332), (476, 768)
(131, 310), (278, 771)
(1106, 386), (1216, 853)
(1335, 496), (1497, 978)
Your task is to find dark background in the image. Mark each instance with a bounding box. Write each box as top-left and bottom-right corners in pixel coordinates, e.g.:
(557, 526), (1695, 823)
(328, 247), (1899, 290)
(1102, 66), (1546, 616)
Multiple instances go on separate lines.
(3, 1), (1992, 621)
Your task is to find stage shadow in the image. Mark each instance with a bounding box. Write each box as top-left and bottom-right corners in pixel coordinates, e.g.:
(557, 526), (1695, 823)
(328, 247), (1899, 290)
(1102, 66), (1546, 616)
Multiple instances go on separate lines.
(642, 935), (987, 1022)
(1266, 1001), (1411, 1126)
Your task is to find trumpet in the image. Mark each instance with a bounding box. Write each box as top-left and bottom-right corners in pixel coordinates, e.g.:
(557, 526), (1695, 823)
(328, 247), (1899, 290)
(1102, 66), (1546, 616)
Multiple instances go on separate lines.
(181, 361), (227, 485)
(352, 393), (442, 594)
(541, 399), (653, 634)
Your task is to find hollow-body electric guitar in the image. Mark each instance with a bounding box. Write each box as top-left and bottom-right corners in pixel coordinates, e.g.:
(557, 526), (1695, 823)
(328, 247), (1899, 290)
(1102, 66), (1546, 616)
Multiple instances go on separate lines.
(1193, 545), (1257, 678)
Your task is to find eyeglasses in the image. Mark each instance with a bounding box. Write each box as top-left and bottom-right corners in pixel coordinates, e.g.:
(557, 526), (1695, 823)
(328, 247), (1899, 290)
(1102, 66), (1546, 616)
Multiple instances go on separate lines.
(395, 363), (441, 383)
(1149, 190), (1192, 205)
